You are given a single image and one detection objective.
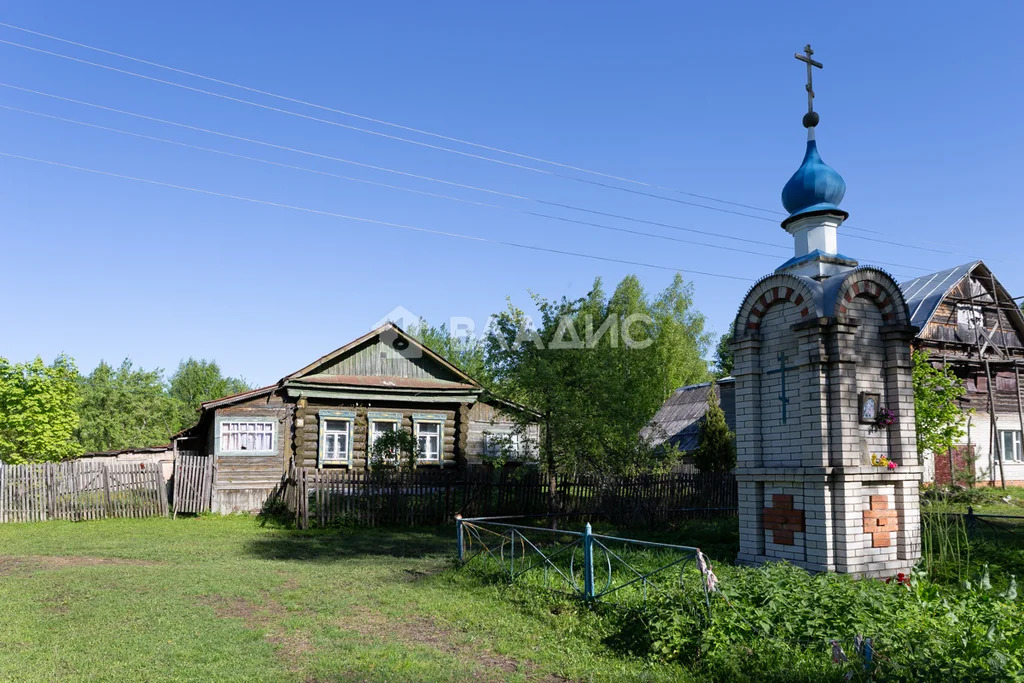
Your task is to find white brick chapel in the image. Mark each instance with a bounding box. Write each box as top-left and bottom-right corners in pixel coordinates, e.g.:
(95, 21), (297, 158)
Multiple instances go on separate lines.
(732, 47), (923, 577)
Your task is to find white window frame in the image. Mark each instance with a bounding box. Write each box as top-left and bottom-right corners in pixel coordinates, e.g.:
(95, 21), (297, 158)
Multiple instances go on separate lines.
(998, 429), (1023, 462)
(413, 414), (445, 464)
(368, 412), (402, 463)
(216, 418), (277, 456)
(318, 410), (356, 467)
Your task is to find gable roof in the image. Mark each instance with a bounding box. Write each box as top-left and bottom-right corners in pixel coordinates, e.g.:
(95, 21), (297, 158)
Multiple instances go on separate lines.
(284, 322), (481, 388)
(900, 261), (982, 331)
(900, 261), (1024, 342)
(642, 379), (735, 451)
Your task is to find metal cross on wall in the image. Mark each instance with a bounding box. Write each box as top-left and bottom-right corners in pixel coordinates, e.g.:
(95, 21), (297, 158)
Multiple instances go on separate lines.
(794, 44), (823, 115)
(765, 351), (799, 424)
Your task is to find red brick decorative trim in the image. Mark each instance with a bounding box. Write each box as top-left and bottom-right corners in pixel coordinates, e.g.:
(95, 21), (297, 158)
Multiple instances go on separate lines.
(763, 494), (805, 545)
(863, 495), (899, 548)
(742, 283), (814, 332)
(833, 270), (909, 326)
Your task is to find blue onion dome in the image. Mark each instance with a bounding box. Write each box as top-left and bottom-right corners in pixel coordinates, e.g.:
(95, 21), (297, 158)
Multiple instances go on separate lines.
(781, 135), (847, 221)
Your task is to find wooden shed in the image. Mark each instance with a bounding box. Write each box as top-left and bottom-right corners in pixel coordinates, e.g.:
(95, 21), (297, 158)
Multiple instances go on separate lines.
(173, 323), (539, 513)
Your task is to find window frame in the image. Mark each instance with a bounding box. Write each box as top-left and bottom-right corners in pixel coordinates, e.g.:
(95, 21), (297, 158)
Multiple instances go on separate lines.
(318, 410), (356, 467)
(998, 429), (1023, 462)
(412, 413), (445, 464)
(368, 411), (402, 463)
(215, 417), (277, 456)
(483, 431), (522, 459)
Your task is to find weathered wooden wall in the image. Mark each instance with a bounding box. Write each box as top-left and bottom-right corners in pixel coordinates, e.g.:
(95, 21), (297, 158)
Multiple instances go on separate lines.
(293, 399), (458, 469)
(211, 391), (292, 513)
(465, 401), (541, 464)
(309, 338), (464, 382)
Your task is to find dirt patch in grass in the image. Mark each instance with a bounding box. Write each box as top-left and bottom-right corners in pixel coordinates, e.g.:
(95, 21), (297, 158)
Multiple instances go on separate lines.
(199, 592), (313, 672)
(198, 592), (287, 629)
(0, 555), (158, 575)
(347, 605), (564, 681)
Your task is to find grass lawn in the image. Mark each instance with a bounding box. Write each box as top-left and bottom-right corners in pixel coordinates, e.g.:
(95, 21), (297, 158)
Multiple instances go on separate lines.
(0, 515), (701, 682)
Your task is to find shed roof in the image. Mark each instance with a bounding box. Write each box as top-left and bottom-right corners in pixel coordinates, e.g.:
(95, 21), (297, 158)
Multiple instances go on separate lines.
(642, 379), (734, 452)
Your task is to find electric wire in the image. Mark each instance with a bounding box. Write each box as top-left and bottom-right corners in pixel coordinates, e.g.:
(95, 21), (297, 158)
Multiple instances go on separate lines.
(0, 26), (994, 263)
(0, 103), (791, 260)
(0, 21), (781, 216)
(0, 82), (792, 252)
(0, 149), (756, 281)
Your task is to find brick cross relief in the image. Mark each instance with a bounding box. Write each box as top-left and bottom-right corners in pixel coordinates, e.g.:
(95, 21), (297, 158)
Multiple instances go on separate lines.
(762, 494), (805, 545)
(863, 495), (899, 548)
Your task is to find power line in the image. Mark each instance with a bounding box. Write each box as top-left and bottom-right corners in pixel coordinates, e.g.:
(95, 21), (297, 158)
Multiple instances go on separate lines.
(0, 97), (930, 274)
(0, 37), (776, 222)
(0, 103), (791, 260)
(0, 20), (782, 216)
(0, 81), (793, 253)
(0, 25), (995, 264)
(0, 149), (757, 281)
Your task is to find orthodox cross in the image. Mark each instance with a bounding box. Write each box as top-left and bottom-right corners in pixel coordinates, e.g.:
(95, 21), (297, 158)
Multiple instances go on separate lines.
(765, 351), (799, 424)
(795, 44), (823, 114)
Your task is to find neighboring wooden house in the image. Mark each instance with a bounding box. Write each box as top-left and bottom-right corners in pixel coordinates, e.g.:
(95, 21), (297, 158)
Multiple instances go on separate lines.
(642, 379), (736, 466)
(901, 261), (1024, 486)
(172, 323), (539, 513)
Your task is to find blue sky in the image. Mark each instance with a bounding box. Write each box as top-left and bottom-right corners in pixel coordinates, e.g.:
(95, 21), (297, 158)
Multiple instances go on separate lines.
(2, 1), (1021, 387)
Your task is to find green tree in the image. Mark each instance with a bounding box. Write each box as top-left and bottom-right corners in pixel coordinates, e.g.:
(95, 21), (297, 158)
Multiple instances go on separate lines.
(368, 427), (418, 471)
(0, 355), (82, 464)
(76, 359), (180, 452)
(692, 382), (735, 472)
(484, 273), (711, 480)
(713, 331), (734, 378)
(169, 358), (250, 430)
(912, 349), (968, 462)
(407, 320), (493, 387)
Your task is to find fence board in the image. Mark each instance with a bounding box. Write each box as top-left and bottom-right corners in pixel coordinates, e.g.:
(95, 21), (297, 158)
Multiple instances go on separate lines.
(172, 453), (211, 516)
(282, 467), (737, 529)
(0, 460), (167, 524)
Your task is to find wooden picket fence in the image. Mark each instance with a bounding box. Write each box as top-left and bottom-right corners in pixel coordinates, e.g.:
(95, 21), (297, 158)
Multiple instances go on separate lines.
(283, 465), (736, 529)
(172, 453), (213, 516)
(0, 460), (168, 523)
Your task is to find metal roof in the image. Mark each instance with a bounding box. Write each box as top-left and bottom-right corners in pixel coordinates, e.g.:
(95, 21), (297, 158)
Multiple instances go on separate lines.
(900, 261), (981, 331)
(642, 379), (734, 452)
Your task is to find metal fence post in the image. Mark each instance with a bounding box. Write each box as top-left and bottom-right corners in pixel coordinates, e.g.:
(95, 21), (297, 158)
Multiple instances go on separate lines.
(966, 506), (977, 540)
(455, 514), (464, 563)
(583, 522), (595, 600)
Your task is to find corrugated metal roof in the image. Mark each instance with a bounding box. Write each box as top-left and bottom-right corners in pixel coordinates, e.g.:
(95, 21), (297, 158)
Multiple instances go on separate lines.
(642, 379), (734, 452)
(900, 261), (980, 330)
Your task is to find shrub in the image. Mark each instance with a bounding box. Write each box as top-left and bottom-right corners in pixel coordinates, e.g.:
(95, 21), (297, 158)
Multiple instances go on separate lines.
(643, 562), (1024, 681)
(693, 382), (735, 472)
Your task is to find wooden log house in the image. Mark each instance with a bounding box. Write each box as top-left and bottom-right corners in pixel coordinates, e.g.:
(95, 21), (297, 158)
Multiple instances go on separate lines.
(172, 323), (540, 513)
(901, 261), (1024, 486)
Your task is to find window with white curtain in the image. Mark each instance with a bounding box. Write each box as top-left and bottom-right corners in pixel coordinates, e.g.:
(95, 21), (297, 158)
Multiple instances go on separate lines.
(219, 421), (275, 453)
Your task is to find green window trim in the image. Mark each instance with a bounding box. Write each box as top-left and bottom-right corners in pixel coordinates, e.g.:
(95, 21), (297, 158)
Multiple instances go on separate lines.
(215, 416), (278, 456)
(318, 410), (356, 467)
(412, 414), (446, 464)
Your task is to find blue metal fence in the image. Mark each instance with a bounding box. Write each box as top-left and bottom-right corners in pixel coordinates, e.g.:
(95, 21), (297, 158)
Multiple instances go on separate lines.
(456, 514), (715, 613)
